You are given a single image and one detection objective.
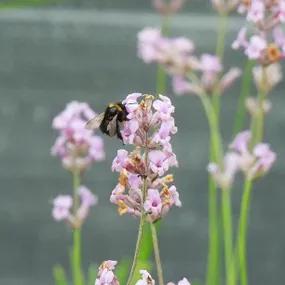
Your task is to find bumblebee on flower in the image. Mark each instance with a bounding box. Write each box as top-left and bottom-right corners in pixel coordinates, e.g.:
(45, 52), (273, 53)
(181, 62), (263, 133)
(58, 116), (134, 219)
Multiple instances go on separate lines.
(110, 93), (181, 223)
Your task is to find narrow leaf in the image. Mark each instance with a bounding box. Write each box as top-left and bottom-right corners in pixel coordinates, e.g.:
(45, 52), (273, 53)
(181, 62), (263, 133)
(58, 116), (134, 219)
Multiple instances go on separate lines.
(53, 264), (68, 285)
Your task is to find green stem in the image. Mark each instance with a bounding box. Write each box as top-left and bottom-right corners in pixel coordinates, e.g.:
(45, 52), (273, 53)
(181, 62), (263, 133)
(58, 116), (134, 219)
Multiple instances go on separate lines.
(206, 176), (220, 285)
(215, 13), (228, 62)
(222, 188), (235, 285)
(200, 94), (223, 285)
(72, 170), (84, 285)
(150, 222), (164, 285)
(212, 13), (228, 118)
(156, 15), (169, 95)
(237, 179), (253, 285)
(200, 94), (223, 162)
(126, 134), (149, 285)
(126, 208), (146, 285)
(233, 60), (254, 134)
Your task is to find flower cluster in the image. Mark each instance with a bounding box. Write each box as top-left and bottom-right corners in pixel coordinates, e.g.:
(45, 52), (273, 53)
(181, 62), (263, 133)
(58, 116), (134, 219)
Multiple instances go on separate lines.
(137, 28), (241, 96)
(233, 0), (285, 65)
(95, 260), (119, 285)
(110, 93), (181, 223)
(51, 101), (105, 172)
(208, 130), (276, 188)
(94, 261), (191, 285)
(52, 186), (97, 228)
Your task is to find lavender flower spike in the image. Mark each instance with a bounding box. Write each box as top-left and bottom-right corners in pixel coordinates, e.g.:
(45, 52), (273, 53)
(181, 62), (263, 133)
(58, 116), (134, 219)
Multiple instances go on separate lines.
(111, 93), (180, 223)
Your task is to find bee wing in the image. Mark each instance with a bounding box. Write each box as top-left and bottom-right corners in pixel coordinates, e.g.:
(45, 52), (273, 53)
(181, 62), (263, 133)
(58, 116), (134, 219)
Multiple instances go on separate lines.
(107, 114), (118, 137)
(86, 112), (105, 130)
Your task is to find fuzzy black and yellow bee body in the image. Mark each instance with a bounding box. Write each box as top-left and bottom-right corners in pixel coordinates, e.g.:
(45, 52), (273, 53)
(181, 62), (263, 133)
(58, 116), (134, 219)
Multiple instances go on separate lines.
(86, 102), (128, 141)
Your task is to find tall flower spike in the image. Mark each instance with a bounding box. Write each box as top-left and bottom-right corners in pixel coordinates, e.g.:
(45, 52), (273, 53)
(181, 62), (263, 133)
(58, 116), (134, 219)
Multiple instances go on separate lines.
(51, 101), (105, 173)
(111, 93), (180, 223)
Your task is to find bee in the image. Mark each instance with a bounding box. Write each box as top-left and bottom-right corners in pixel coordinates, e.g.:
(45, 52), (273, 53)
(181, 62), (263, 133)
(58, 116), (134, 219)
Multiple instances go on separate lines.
(86, 102), (128, 141)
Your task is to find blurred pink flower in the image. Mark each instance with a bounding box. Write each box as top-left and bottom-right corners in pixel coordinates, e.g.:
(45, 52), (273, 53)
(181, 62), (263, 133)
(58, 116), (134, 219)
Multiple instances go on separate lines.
(52, 195), (72, 221)
(51, 101), (105, 173)
(200, 54), (222, 74)
(245, 35), (267, 59)
(135, 270), (155, 285)
(247, 0), (265, 23)
(52, 186), (97, 228)
(208, 152), (240, 189)
(95, 261), (119, 285)
(233, 0), (285, 66)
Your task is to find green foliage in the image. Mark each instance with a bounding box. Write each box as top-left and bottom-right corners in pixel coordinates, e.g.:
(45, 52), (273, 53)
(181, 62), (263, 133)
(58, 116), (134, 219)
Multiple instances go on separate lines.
(116, 257), (152, 285)
(88, 263), (98, 285)
(53, 264), (68, 285)
(132, 259), (152, 284)
(137, 223), (153, 260)
(115, 258), (131, 284)
(0, 0), (60, 9)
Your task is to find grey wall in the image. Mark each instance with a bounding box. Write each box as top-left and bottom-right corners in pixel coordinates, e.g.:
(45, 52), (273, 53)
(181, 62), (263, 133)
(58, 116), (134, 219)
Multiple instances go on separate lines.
(0, 7), (284, 285)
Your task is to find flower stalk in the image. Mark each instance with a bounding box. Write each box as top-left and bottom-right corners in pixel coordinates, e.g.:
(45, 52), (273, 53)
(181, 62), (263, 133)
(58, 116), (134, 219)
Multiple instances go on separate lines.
(125, 205), (146, 285)
(150, 222), (165, 285)
(237, 179), (253, 285)
(72, 170), (84, 285)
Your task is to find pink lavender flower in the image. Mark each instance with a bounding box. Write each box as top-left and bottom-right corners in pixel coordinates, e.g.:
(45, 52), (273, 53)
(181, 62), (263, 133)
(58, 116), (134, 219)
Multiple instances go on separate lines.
(232, 27), (248, 50)
(137, 28), (240, 96)
(110, 94), (180, 222)
(137, 28), (196, 75)
(207, 153), (240, 189)
(52, 195), (73, 221)
(95, 261), (119, 285)
(52, 186), (97, 228)
(233, 0), (285, 65)
(247, 0), (265, 23)
(209, 130), (276, 186)
(135, 270), (155, 285)
(200, 54), (222, 74)
(172, 75), (203, 96)
(51, 101), (105, 172)
(245, 35), (267, 59)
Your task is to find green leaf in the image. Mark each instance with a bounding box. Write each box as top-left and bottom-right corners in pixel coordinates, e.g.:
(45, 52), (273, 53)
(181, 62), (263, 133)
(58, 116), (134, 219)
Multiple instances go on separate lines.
(137, 222), (153, 260)
(53, 264), (68, 285)
(115, 258), (130, 284)
(132, 259), (152, 283)
(88, 263), (98, 285)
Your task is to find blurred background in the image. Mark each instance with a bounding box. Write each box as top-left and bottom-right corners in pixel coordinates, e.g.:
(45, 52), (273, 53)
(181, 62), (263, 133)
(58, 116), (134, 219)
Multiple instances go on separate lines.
(0, 1), (284, 285)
